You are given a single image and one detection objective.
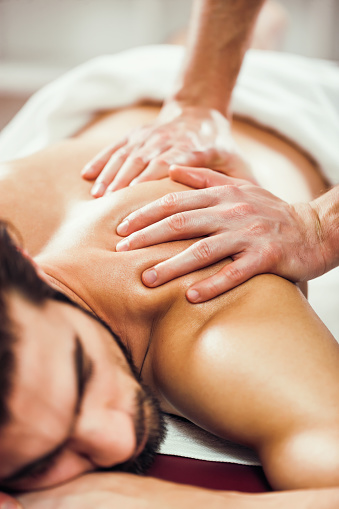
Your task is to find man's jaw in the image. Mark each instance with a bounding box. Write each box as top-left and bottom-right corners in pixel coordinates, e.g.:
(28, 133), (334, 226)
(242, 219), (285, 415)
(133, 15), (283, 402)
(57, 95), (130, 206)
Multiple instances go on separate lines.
(44, 272), (167, 475)
(103, 384), (166, 475)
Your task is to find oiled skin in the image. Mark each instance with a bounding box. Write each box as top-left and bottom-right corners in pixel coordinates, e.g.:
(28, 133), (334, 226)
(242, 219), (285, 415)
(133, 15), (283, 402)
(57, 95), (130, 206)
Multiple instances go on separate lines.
(1, 105), (338, 491)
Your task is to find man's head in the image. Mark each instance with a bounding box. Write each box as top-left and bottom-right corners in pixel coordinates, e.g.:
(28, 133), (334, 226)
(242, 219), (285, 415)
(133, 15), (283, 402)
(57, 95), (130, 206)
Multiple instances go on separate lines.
(0, 221), (165, 491)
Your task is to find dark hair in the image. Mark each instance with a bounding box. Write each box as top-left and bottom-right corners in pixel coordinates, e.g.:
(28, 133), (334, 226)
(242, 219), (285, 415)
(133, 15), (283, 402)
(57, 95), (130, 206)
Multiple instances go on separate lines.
(0, 220), (135, 429)
(0, 221), (164, 477)
(0, 220), (63, 428)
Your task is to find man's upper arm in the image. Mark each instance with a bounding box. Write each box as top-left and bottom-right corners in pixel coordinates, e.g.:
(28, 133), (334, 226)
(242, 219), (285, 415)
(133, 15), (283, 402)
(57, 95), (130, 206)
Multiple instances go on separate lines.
(151, 274), (339, 449)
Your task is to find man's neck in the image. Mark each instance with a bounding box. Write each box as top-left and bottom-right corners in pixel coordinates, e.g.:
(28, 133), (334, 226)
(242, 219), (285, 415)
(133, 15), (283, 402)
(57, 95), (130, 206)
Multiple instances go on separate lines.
(38, 261), (161, 376)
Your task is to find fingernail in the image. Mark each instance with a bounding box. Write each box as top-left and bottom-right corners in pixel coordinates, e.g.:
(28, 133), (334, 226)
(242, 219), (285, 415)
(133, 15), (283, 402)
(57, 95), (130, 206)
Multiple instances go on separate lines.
(143, 269), (157, 285)
(116, 220), (129, 235)
(187, 289), (200, 302)
(105, 184), (115, 193)
(116, 238), (130, 252)
(91, 182), (105, 197)
(81, 164), (92, 176)
(1, 502), (21, 509)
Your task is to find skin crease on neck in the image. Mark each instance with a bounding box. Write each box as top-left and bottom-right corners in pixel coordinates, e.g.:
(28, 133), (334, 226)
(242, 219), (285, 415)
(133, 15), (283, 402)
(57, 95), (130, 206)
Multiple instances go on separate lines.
(0, 103), (336, 492)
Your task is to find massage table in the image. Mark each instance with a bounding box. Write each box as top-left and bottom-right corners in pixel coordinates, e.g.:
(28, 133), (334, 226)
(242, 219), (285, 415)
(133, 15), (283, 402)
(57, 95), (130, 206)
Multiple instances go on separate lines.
(0, 45), (338, 492)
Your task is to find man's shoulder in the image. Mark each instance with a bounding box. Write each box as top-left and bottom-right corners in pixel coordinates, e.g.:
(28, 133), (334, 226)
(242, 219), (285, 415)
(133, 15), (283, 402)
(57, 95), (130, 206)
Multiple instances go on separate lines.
(147, 272), (300, 377)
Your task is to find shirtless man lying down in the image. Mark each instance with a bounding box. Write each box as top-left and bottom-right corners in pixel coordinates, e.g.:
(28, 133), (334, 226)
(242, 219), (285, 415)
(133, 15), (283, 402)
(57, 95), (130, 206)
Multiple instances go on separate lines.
(0, 102), (339, 508)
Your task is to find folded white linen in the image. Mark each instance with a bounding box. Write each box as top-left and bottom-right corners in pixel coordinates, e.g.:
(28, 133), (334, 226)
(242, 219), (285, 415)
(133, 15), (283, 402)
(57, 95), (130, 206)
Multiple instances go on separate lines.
(0, 45), (338, 465)
(0, 45), (338, 185)
(161, 415), (260, 465)
(0, 46), (182, 161)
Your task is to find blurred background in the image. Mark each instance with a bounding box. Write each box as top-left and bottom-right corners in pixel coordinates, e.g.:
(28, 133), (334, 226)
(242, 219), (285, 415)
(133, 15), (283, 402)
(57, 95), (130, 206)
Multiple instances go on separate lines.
(0, 0), (338, 131)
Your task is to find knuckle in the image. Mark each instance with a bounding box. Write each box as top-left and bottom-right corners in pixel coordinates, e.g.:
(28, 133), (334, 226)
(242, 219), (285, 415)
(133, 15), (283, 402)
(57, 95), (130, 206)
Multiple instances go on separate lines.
(192, 240), (213, 263)
(157, 132), (170, 143)
(219, 184), (240, 196)
(132, 207), (150, 226)
(154, 157), (170, 168)
(168, 212), (188, 233)
(247, 220), (266, 236)
(160, 192), (180, 212)
(112, 150), (127, 164)
(130, 155), (145, 167)
(171, 150), (190, 165)
(176, 141), (191, 151)
(224, 263), (244, 282)
(236, 201), (253, 216)
(129, 230), (147, 248)
(117, 145), (130, 158)
(227, 201), (253, 220)
(262, 242), (281, 267)
(148, 131), (167, 146)
(207, 277), (223, 296)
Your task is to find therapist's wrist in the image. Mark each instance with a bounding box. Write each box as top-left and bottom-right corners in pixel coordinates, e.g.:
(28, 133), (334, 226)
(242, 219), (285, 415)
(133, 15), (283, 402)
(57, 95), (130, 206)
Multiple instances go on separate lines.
(170, 86), (229, 116)
(159, 98), (230, 124)
(289, 201), (327, 281)
(291, 197), (339, 281)
(310, 186), (339, 274)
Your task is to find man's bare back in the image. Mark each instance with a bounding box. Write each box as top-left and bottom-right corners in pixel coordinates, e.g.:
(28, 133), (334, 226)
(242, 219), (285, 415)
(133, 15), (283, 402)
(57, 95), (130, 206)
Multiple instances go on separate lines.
(1, 104), (339, 490)
(0, 104), (324, 255)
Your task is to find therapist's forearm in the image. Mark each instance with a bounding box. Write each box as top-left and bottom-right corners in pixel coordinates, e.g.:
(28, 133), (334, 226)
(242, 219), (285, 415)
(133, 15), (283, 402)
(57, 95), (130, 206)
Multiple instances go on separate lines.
(311, 184), (339, 274)
(170, 0), (265, 116)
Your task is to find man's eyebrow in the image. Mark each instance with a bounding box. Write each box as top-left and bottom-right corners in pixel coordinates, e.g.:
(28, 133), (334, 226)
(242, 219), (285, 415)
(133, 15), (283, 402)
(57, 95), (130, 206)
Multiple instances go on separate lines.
(1, 335), (93, 485)
(74, 334), (93, 415)
(0, 442), (66, 485)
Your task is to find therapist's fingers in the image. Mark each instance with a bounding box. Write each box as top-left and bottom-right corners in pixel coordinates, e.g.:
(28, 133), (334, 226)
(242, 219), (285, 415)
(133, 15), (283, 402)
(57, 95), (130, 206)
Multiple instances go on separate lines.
(185, 253), (261, 302)
(105, 155), (153, 192)
(99, 131), (174, 193)
(129, 147), (210, 186)
(0, 492), (22, 509)
(116, 187), (218, 240)
(106, 145), (171, 192)
(117, 208), (222, 252)
(141, 235), (238, 288)
(116, 177), (251, 239)
(169, 165), (252, 189)
(81, 138), (128, 181)
(90, 146), (134, 197)
(108, 146), (210, 192)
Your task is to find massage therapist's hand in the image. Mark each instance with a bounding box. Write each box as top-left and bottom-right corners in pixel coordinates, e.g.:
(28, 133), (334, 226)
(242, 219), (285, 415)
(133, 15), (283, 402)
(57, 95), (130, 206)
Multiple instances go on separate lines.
(81, 101), (253, 197)
(116, 166), (328, 303)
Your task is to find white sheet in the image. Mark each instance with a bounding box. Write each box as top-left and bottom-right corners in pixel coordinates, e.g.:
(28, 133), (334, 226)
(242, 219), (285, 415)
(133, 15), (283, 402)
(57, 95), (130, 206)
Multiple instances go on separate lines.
(0, 45), (338, 465)
(0, 45), (338, 184)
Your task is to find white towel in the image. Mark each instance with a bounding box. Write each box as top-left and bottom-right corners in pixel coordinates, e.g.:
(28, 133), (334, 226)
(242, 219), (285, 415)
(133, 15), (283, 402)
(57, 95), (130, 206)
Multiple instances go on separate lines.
(0, 45), (338, 185)
(0, 45), (338, 464)
(160, 415), (260, 465)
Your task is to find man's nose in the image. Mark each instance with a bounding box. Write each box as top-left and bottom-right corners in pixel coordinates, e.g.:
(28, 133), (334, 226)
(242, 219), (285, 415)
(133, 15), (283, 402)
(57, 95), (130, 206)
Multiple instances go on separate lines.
(69, 409), (137, 467)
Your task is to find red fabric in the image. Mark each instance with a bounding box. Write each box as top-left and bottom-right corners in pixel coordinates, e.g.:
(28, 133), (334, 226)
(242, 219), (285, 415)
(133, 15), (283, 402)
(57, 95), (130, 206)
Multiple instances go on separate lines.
(148, 455), (271, 493)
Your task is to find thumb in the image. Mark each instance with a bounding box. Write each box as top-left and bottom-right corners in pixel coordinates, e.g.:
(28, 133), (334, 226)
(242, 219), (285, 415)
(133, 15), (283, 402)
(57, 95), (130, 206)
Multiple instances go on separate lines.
(169, 165), (247, 189)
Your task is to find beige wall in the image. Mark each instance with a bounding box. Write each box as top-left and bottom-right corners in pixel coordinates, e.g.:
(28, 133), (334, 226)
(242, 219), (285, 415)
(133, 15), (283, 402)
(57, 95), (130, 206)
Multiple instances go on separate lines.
(0, 0), (338, 130)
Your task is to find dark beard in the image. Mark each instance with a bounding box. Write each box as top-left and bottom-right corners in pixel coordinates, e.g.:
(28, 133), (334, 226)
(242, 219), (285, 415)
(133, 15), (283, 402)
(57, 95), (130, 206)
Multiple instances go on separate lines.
(98, 383), (166, 475)
(50, 290), (167, 473)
